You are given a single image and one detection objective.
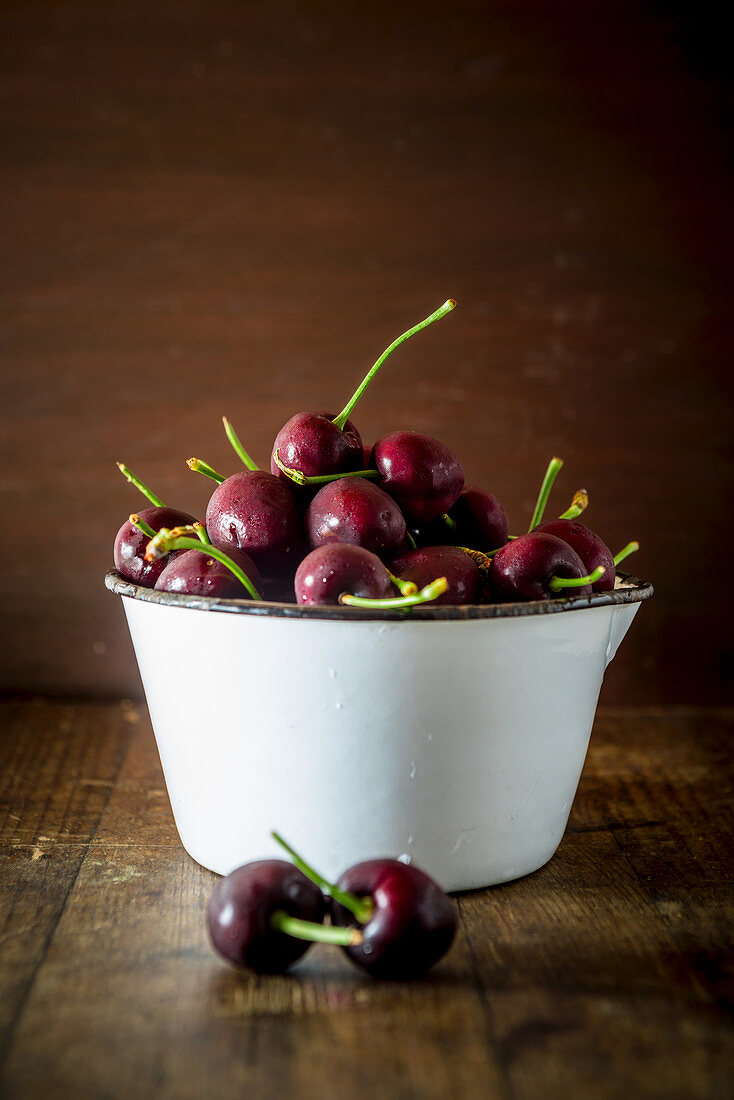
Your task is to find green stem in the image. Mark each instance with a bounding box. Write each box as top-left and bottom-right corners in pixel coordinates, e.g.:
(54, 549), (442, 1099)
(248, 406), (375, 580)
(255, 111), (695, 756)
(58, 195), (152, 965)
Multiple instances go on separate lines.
(387, 569), (419, 597)
(404, 531), (417, 550)
(558, 489), (589, 521)
(332, 299), (456, 431)
(340, 576), (448, 609)
(528, 457), (564, 532)
(272, 450), (380, 487)
(613, 541), (639, 568)
(187, 458), (226, 485)
(441, 513), (457, 531)
(222, 416), (259, 471)
(269, 910), (362, 946)
(271, 832), (374, 924)
(193, 522), (211, 546)
(144, 531), (262, 600)
(116, 462), (165, 508)
(549, 565), (606, 592)
(129, 513), (157, 539)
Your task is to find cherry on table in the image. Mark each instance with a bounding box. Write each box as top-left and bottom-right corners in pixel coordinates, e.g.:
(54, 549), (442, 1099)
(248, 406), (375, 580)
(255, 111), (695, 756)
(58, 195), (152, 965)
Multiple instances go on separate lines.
(490, 531), (605, 601)
(370, 431), (465, 525)
(207, 860), (343, 974)
(270, 833), (457, 980)
(305, 476), (406, 556)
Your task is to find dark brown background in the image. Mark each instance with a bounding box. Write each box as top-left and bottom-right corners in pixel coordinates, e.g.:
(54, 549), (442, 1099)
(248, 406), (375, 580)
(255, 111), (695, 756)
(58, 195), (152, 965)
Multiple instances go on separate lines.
(1, 0), (732, 703)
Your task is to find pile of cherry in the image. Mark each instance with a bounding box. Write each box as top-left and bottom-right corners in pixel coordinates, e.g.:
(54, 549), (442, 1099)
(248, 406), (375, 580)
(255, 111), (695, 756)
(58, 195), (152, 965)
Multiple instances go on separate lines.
(113, 299), (639, 608)
(207, 834), (457, 978)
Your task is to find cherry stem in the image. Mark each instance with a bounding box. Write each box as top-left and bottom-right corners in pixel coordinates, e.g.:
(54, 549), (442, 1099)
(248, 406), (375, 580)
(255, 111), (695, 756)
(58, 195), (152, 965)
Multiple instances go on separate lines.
(129, 513), (157, 539)
(222, 416), (259, 471)
(116, 462), (165, 508)
(613, 541), (639, 568)
(340, 576), (448, 609)
(143, 530), (262, 600)
(332, 298), (457, 431)
(549, 565), (606, 592)
(272, 450), (380, 487)
(528, 457), (564, 532)
(271, 832), (374, 924)
(187, 458), (226, 485)
(558, 489), (589, 521)
(387, 569), (419, 597)
(405, 531), (417, 550)
(269, 910), (362, 947)
(441, 513), (457, 531)
(193, 522), (211, 545)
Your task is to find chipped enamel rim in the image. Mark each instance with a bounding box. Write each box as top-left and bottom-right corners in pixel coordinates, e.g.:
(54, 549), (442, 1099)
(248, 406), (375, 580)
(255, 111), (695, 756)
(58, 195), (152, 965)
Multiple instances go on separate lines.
(105, 570), (653, 622)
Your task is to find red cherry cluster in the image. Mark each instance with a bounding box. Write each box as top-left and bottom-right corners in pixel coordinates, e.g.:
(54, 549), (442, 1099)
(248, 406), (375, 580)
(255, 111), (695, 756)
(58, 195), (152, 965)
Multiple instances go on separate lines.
(206, 833), (457, 979)
(113, 301), (639, 606)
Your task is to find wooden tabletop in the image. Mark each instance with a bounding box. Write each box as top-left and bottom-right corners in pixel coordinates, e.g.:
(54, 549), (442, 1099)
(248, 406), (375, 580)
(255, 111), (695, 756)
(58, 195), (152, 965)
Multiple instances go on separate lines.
(0, 699), (732, 1098)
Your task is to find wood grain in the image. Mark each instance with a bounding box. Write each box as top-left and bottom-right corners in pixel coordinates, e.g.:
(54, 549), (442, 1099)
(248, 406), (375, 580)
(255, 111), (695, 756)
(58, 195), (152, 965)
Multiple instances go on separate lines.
(0, 1), (732, 702)
(0, 701), (732, 1098)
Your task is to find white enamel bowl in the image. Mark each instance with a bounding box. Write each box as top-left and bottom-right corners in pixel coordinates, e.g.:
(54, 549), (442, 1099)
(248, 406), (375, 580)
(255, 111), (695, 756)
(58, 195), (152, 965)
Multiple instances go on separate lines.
(106, 571), (652, 892)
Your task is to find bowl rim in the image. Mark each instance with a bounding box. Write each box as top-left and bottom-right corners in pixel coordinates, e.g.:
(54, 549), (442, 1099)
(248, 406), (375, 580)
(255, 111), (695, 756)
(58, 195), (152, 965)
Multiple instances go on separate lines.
(105, 569), (653, 622)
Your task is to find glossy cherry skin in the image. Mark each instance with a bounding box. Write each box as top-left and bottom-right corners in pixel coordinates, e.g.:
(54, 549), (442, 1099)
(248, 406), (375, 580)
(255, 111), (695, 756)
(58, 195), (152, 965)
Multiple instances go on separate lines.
(412, 486), (509, 552)
(370, 431), (464, 524)
(389, 546), (481, 606)
(330, 859), (457, 979)
(535, 519), (615, 592)
(294, 543), (394, 606)
(205, 470), (303, 576)
(305, 477), (406, 556)
(154, 547), (261, 599)
(271, 411), (362, 481)
(207, 860), (326, 974)
(490, 531), (591, 601)
(113, 505), (197, 588)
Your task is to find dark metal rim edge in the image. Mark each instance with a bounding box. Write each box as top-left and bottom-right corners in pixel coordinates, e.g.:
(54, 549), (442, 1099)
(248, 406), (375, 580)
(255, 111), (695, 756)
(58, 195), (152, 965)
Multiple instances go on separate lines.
(104, 570), (653, 622)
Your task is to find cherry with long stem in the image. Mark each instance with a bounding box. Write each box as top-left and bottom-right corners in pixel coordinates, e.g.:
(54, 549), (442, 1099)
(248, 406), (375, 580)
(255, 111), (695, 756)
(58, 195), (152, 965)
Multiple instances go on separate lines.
(331, 298), (456, 432)
(341, 576), (448, 609)
(268, 911), (361, 946)
(273, 450), (380, 487)
(222, 417), (259, 471)
(271, 832), (374, 923)
(187, 457), (226, 484)
(129, 513), (156, 539)
(145, 529), (262, 600)
(548, 565), (606, 592)
(528, 457), (563, 531)
(613, 541), (639, 567)
(116, 462), (165, 507)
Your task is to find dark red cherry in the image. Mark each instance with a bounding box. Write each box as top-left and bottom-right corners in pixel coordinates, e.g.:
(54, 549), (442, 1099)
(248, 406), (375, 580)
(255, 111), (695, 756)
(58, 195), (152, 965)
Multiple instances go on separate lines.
(388, 546), (481, 606)
(490, 531), (591, 601)
(294, 543), (394, 606)
(154, 546), (261, 599)
(452, 486), (509, 551)
(207, 860), (326, 974)
(534, 519), (615, 592)
(330, 859), (457, 979)
(205, 470), (303, 575)
(305, 477), (406, 556)
(113, 505), (197, 588)
(370, 431), (464, 524)
(270, 411), (362, 482)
